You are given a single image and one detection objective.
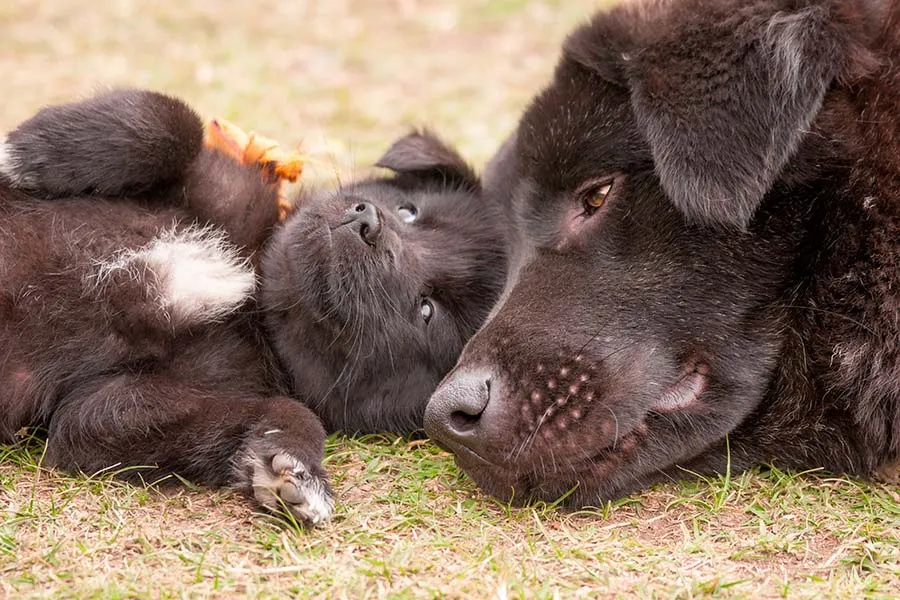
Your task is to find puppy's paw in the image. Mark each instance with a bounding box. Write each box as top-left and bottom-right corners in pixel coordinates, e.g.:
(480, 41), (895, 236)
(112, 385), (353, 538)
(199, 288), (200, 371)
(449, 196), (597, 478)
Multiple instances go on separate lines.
(254, 452), (334, 526)
(236, 447), (334, 527)
(2, 90), (203, 197)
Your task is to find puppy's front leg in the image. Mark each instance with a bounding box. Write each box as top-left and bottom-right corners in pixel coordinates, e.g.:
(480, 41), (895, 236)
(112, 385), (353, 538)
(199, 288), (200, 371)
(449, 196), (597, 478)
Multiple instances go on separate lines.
(45, 373), (333, 526)
(180, 147), (283, 254)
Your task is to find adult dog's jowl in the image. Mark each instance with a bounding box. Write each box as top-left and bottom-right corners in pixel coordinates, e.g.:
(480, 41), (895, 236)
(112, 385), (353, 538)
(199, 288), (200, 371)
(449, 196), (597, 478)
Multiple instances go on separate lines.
(426, 0), (900, 506)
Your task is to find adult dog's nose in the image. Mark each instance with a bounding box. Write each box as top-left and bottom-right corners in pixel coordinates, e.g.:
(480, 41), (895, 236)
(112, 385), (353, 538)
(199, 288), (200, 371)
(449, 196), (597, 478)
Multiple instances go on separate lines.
(341, 202), (382, 245)
(425, 368), (495, 458)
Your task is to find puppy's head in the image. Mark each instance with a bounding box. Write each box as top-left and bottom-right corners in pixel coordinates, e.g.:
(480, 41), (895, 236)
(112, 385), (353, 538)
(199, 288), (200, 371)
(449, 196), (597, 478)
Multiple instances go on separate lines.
(425, 0), (882, 504)
(261, 132), (507, 434)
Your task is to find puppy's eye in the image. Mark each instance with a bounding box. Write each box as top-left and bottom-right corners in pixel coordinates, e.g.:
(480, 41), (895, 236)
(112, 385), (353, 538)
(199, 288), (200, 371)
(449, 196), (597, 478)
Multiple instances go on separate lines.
(398, 205), (418, 223)
(580, 181), (613, 216)
(420, 298), (434, 324)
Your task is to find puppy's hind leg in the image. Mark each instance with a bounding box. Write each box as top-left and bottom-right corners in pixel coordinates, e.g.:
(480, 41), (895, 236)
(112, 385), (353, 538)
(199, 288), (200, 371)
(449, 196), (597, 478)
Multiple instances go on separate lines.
(1, 89), (203, 197)
(45, 373), (333, 526)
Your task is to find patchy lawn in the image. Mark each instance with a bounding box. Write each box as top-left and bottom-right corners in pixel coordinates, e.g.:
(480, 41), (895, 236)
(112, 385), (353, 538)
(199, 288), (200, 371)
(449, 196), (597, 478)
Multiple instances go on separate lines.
(3, 434), (899, 598)
(1, 1), (898, 597)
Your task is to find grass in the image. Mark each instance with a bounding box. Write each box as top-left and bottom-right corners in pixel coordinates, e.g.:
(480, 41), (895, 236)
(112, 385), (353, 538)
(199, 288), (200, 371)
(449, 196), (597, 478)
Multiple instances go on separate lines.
(1, 0), (899, 597)
(2, 432), (898, 598)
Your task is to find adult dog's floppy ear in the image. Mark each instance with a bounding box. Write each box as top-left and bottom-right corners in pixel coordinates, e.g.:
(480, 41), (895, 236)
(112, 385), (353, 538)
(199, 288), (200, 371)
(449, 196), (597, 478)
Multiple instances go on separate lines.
(625, 2), (877, 228)
(376, 130), (479, 191)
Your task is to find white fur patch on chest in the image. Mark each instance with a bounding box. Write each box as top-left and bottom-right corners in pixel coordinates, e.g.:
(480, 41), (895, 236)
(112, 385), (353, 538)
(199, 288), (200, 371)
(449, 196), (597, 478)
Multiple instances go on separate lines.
(94, 225), (256, 326)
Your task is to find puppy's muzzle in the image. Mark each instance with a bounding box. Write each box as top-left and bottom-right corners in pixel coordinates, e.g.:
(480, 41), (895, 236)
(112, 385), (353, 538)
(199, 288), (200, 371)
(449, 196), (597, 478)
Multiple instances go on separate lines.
(341, 201), (383, 245)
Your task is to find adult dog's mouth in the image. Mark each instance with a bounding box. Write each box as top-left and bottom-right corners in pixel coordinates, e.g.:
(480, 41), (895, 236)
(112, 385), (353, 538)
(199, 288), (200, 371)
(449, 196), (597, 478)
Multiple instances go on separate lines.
(434, 361), (710, 505)
(444, 422), (651, 505)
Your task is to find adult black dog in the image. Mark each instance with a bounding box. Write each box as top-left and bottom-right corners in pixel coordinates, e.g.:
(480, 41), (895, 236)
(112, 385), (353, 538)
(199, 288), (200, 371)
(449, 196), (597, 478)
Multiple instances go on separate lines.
(426, 0), (899, 506)
(0, 90), (506, 524)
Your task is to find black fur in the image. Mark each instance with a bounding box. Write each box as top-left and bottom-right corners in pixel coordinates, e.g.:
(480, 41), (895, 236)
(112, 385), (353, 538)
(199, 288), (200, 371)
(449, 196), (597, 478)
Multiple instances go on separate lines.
(262, 131), (506, 433)
(4, 89), (204, 198)
(425, 0), (900, 506)
(0, 90), (507, 523)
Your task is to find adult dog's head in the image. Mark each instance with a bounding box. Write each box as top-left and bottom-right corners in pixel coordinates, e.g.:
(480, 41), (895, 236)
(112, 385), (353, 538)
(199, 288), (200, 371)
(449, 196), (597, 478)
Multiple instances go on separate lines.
(262, 132), (507, 434)
(426, 0), (893, 505)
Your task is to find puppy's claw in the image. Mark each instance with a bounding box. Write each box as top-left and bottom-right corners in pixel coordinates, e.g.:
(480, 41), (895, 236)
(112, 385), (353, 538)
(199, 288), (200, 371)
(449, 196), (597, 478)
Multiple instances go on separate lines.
(277, 480), (304, 505)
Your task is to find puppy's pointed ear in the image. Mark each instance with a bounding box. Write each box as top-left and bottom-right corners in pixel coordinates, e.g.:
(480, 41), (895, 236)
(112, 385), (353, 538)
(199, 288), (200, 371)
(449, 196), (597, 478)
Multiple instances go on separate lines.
(375, 131), (479, 191)
(625, 3), (877, 228)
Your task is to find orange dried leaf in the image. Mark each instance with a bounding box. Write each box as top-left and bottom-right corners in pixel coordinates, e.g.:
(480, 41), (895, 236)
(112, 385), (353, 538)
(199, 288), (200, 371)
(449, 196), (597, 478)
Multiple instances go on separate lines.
(203, 117), (304, 222)
(204, 118), (250, 163)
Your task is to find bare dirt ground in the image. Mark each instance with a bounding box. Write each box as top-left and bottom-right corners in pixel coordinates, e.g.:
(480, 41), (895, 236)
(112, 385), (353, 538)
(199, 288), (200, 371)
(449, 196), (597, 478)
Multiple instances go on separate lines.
(1, 1), (898, 597)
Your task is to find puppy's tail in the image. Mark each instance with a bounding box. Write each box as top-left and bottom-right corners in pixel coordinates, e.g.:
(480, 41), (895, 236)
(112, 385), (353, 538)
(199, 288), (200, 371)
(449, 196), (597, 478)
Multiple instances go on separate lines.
(0, 88), (204, 197)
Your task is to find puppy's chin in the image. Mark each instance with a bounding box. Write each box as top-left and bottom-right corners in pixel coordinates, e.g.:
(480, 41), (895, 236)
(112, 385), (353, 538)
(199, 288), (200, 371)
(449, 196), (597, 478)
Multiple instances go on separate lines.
(261, 211), (335, 320)
(260, 196), (420, 386)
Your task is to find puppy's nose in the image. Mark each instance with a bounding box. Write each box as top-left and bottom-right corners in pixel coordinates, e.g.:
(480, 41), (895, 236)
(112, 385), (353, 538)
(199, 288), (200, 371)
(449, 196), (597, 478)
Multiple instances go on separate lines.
(341, 202), (382, 245)
(425, 368), (496, 458)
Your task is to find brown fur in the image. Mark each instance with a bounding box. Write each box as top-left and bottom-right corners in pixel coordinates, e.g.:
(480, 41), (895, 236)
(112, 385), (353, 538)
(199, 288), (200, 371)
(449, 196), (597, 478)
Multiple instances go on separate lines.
(0, 90), (507, 523)
(425, 0), (899, 506)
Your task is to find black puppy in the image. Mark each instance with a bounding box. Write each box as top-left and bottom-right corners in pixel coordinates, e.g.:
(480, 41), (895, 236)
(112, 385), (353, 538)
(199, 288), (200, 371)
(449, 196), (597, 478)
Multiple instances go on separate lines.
(426, 0), (900, 506)
(0, 90), (506, 524)
(264, 134), (506, 434)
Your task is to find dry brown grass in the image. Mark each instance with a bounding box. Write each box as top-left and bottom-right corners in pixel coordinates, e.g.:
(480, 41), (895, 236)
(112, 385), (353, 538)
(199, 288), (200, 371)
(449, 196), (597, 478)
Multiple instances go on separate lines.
(1, 1), (898, 597)
(2, 0), (593, 180)
(3, 435), (899, 598)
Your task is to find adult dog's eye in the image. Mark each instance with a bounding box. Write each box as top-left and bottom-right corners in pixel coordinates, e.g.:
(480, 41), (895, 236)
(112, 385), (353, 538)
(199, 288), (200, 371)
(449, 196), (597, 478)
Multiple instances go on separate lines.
(420, 298), (434, 323)
(580, 181), (613, 216)
(398, 205), (418, 223)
